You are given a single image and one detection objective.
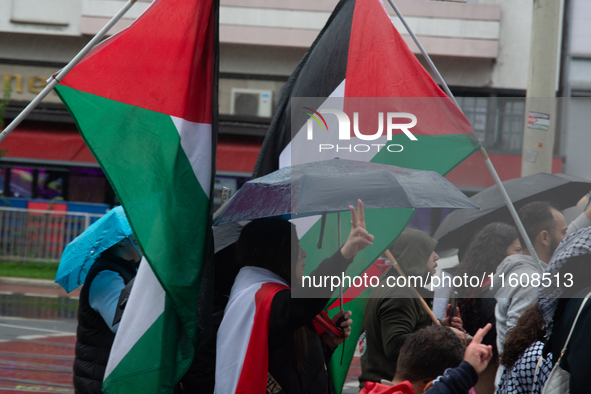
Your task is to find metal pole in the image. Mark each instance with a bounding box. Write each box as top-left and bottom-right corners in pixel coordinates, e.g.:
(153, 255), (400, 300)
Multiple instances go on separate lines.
(385, 250), (440, 326)
(0, 0), (137, 144)
(386, 0), (540, 261)
(479, 149), (539, 262)
(337, 211), (343, 312)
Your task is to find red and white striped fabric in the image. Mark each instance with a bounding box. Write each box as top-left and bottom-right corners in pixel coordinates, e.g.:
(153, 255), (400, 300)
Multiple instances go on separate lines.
(215, 267), (289, 394)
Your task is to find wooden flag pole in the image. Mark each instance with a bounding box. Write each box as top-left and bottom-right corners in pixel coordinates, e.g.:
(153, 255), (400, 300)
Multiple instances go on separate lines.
(0, 0), (138, 144)
(384, 250), (440, 326)
(385, 0), (539, 263)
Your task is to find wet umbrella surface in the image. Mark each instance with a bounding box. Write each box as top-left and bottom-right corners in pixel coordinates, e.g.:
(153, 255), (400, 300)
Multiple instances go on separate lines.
(434, 172), (591, 250)
(213, 158), (478, 226)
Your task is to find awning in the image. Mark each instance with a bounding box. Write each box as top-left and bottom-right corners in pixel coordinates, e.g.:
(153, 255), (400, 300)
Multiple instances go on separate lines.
(1, 127), (262, 175)
(1, 126), (95, 163)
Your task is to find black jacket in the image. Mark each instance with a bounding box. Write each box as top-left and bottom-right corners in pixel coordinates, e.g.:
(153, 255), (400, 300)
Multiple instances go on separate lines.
(460, 285), (497, 350)
(547, 286), (591, 394)
(267, 251), (352, 394)
(73, 253), (138, 394)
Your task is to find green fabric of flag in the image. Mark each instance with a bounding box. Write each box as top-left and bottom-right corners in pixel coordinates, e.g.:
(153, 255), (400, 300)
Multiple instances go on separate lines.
(253, 0), (480, 391)
(55, 0), (218, 392)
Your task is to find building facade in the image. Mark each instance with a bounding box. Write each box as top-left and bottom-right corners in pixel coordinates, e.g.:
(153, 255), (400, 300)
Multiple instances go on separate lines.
(560, 0), (591, 182)
(0, 0), (569, 213)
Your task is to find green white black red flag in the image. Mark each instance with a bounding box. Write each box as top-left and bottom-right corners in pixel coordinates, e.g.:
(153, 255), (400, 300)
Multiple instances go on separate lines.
(254, 0), (480, 391)
(55, 0), (218, 392)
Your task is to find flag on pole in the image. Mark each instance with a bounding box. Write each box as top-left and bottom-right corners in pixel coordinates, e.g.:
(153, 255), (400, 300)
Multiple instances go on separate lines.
(253, 0), (480, 391)
(55, 0), (218, 392)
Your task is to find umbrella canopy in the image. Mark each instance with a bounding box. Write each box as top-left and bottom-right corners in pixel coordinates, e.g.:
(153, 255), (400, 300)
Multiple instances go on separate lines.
(433, 173), (591, 251)
(55, 206), (132, 292)
(213, 159), (478, 226)
(213, 221), (248, 254)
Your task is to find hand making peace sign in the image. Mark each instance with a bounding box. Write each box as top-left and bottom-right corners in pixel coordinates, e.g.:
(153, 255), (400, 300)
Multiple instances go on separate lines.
(340, 199), (375, 260)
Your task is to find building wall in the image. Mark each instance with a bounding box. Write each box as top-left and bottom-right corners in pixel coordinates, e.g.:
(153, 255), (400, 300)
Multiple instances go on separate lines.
(569, 0), (591, 91)
(561, 0), (591, 180)
(563, 98), (591, 180)
(480, 0), (532, 91)
(1, 0), (557, 202)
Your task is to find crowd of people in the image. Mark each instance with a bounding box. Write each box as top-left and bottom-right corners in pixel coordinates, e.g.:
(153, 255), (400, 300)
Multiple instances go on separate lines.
(70, 197), (591, 394)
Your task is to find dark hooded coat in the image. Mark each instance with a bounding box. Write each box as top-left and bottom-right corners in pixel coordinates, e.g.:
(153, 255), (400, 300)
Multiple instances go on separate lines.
(359, 229), (437, 386)
(73, 254), (137, 394)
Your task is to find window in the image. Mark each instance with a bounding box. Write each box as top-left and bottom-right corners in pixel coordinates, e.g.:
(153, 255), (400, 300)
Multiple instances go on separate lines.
(456, 96), (525, 153)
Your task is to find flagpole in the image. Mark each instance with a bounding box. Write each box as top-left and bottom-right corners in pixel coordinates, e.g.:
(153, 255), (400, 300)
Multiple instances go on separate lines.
(0, 0), (138, 144)
(386, 0), (540, 262)
(385, 250), (440, 326)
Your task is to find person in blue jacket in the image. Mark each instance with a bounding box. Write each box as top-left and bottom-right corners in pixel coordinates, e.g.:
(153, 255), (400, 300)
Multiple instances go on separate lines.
(73, 236), (141, 394)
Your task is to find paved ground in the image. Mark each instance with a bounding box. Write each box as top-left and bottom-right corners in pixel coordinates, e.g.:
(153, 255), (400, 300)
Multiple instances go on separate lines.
(0, 277), (364, 393)
(0, 278), (77, 393)
(0, 317), (76, 393)
(0, 316), (76, 342)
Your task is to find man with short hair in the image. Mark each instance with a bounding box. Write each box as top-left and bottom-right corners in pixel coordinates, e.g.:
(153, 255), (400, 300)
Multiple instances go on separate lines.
(494, 201), (567, 355)
(360, 324), (493, 394)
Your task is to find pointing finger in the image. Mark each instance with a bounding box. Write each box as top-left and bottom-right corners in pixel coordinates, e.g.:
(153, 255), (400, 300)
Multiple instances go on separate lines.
(472, 323), (491, 345)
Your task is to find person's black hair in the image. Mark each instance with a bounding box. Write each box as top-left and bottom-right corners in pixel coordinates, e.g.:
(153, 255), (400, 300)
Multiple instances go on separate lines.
(394, 326), (465, 382)
(237, 218), (298, 283)
(517, 201), (560, 248)
(455, 222), (519, 298)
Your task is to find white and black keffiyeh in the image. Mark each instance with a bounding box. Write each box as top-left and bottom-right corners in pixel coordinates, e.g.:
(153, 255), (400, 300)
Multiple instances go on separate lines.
(498, 341), (553, 394)
(538, 226), (591, 335)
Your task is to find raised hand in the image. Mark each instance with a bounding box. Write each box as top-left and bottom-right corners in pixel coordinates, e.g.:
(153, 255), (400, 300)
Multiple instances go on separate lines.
(442, 304), (464, 331)
(322, 310), (353, 349)
(463, 323), (493, 374)
(341, 199), (375, 259)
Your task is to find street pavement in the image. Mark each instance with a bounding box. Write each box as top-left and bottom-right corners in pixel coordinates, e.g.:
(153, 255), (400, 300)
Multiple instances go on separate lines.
(0, 277), (364, 393)
(0, 278), (77, 393)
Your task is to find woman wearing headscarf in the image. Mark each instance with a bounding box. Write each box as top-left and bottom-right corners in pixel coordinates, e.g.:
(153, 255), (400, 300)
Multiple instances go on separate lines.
(215, 200), (374, 394)
(359, 228), (462, 387)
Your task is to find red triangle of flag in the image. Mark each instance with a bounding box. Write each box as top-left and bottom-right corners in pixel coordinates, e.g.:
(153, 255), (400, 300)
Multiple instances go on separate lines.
(342, 0), (473, 138)
(345, 0), (446, 98)
(60, 0), (214, 124)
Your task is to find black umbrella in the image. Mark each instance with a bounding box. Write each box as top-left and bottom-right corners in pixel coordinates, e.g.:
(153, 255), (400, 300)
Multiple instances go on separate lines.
(433, 173), (591, 251)
(213, 158), (478, 226)
(212, 158), (478, 345)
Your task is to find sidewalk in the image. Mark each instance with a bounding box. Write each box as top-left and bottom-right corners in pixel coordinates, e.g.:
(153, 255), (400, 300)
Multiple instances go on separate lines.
(0, 277), (364, 393)
(0, 277), (78, 393)
(0, 277), (81, 299)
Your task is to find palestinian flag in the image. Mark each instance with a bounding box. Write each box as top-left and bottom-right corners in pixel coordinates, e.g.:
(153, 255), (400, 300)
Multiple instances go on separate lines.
(54, 0), (218, 392)
(253, 0), (480, 391)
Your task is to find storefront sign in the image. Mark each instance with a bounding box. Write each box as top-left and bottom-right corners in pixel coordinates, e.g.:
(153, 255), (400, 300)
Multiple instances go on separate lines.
(0, 63), (61, 104)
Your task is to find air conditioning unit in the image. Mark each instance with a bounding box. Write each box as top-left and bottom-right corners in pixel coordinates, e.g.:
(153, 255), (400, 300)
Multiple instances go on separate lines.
(230, 88), (273, 118)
